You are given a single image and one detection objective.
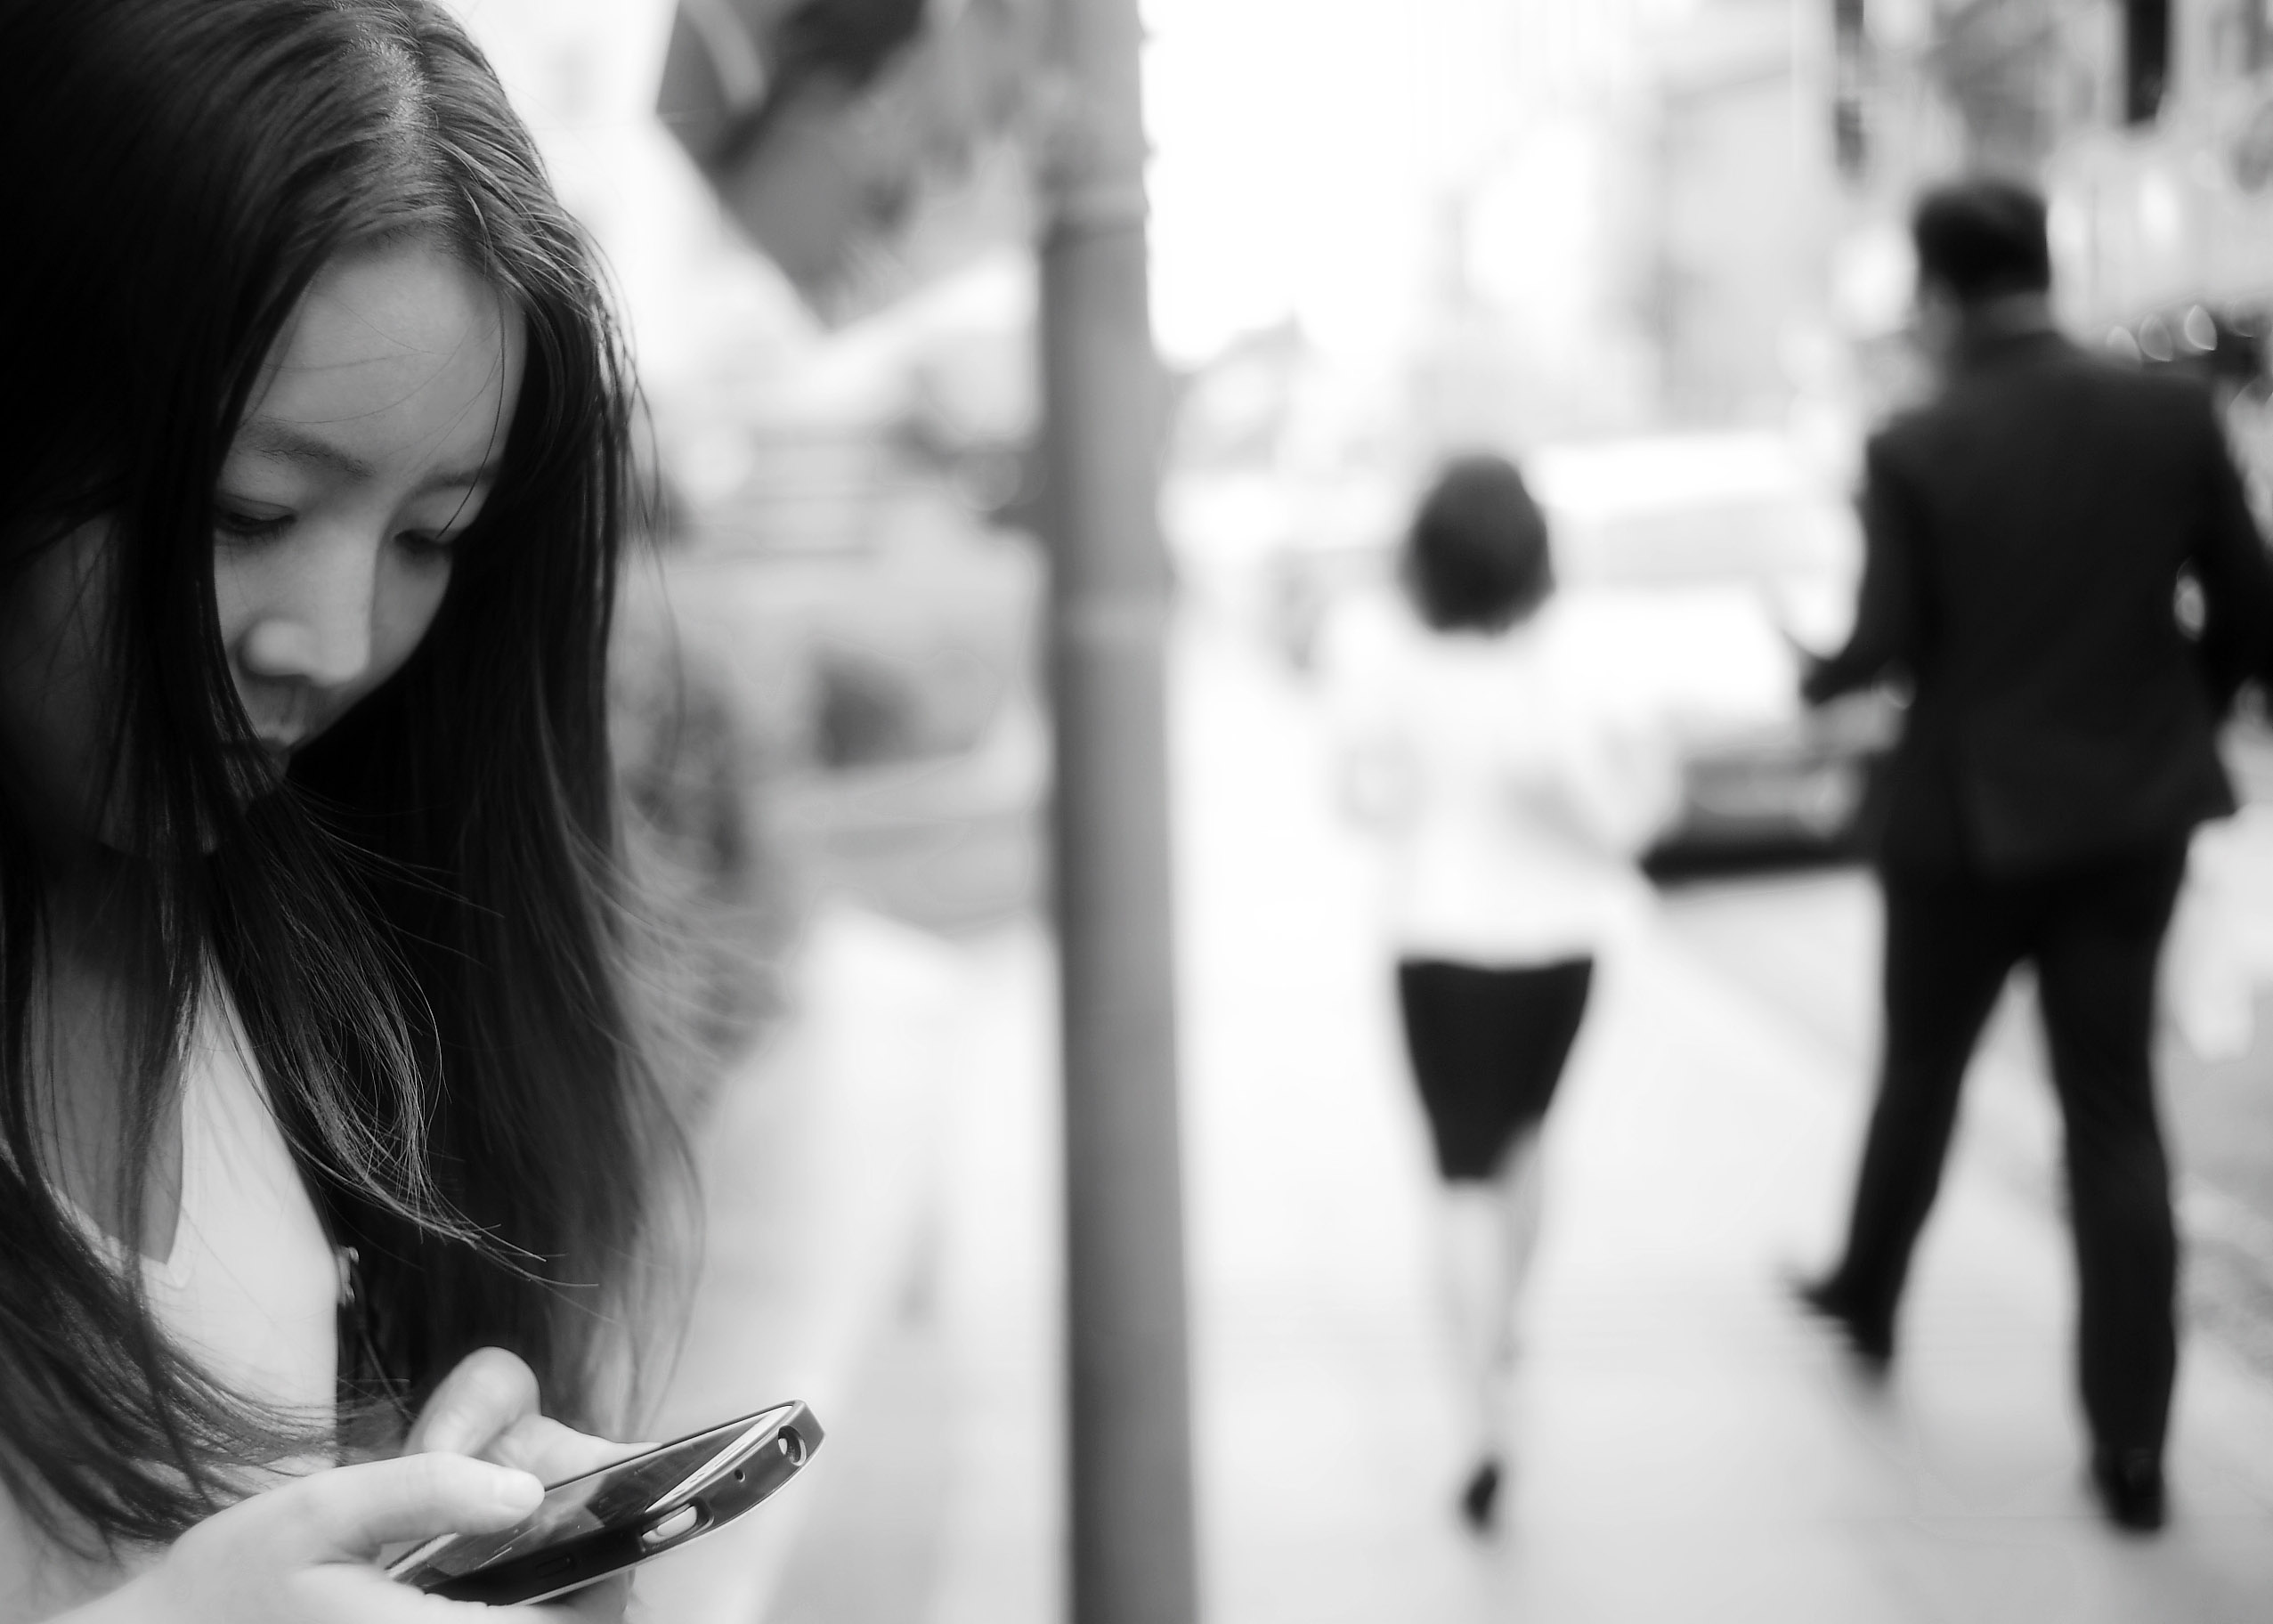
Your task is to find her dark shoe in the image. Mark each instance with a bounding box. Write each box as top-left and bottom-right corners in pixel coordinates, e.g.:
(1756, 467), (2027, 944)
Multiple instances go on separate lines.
(1787, 1271), (1894, 1373)
(2090, 1447), (2166, 1533)
(1458, 1458), (1502, 1531)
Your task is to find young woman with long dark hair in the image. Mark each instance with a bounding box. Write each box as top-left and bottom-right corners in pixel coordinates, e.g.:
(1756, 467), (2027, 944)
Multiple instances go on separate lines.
(1329, 455), (1673, 1531)
(0, 2), (685, 1616)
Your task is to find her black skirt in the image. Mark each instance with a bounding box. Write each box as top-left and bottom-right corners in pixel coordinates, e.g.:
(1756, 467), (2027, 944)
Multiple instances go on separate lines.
(1395, 956), (1594, 1182)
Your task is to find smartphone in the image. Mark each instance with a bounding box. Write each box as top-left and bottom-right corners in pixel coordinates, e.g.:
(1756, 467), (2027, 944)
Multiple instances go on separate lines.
(387, 1401), (823, 1605)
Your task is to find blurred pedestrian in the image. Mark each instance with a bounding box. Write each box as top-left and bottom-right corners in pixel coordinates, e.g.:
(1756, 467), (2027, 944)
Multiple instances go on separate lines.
(1794, 178), (2273, 1534)
(0, 2), (684, 1618)
(1329, 455), (1675, 1531)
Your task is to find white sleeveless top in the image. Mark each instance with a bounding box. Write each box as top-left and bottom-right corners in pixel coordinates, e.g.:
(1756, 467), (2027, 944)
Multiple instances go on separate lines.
(0, 987), (340, 1621)
(131, 987), (340, 1424)
(1327, 594), (1676, 965)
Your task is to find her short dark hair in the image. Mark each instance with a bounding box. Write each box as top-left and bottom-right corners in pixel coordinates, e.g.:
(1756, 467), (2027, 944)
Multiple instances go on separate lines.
(1401, 455), (1554, 633)
(0, 0), (680, 1546)
(1912, 178), (2052, 304)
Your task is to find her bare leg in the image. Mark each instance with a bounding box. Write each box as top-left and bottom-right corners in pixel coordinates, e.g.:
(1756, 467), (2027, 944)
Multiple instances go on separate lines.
(1497, 1125), (1546, 1346)
(1438, 1125), (1546, 1521)
(1440, 1179), (1510, 1459)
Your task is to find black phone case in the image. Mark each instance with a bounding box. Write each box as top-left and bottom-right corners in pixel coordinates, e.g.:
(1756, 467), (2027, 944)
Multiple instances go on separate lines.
(418, 1402), (823, 1605)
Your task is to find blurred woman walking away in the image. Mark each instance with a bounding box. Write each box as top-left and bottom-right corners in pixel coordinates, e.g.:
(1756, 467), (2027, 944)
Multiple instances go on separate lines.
(1329, 455), (1674, 1531)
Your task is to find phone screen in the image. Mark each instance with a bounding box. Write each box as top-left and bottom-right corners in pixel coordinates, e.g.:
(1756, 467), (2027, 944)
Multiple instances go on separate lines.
(389, 1406), (797, 1589)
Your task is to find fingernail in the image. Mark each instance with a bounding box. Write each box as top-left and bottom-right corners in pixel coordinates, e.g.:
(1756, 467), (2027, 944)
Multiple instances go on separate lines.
(491, 1470), (544, 1517)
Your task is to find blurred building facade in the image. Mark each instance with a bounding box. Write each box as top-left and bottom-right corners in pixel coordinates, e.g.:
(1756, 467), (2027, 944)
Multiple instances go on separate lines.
(1647, 1), (1849, 426)
(447, 0), (1052, 946)
(1836, 0), (2273, 331)
(1149, 0), (1899, 491)
(1821, 1), (2273, 516)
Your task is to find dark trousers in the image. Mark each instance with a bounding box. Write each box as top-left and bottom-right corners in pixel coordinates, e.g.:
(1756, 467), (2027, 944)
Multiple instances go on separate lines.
(1826, 842), (2188, 1458)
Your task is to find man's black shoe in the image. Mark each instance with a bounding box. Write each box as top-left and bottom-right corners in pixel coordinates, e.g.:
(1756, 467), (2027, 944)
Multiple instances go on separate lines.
(2090, 1447), (2166, 1534)
(1787, 1272), (1894, 1374)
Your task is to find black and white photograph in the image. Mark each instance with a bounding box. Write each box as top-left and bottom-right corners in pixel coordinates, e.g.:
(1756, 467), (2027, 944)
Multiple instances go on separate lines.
(4, 2), (2272, 1620)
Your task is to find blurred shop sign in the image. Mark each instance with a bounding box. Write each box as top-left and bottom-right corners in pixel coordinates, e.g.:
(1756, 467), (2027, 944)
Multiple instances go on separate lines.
(2050, 79), (2273, 327)
(1833, 0), (1867, 180)
(658, 0), (1042, 326)
(2232, 93), (2273, 194)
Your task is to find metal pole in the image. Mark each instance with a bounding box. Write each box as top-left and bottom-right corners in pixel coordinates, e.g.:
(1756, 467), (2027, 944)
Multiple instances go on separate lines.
(1038, 0), (1198, 1614)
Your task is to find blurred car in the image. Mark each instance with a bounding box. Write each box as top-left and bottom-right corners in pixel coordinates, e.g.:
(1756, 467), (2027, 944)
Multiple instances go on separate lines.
(1525, 431), (1896, 860)
(1266, 430), (1899, 859)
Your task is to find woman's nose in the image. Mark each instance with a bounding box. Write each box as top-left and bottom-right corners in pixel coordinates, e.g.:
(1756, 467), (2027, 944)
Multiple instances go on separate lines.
(236, 540), (378, 690)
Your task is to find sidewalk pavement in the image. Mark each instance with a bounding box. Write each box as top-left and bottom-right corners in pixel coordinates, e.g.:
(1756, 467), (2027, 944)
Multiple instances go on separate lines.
(631, 905), (972, 1624)
(1175, 624), (2273, 1621)
(641, 621), (2273, 1622)
(623, 898), (1060, 1624)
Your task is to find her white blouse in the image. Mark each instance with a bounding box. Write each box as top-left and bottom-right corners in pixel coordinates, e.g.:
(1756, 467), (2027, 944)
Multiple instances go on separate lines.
(130, 986), (341, 1426)
(1327, 592), (1676, 967)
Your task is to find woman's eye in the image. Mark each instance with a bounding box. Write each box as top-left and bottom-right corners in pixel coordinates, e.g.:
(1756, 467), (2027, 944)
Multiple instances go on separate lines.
(215, 507), (292, 542)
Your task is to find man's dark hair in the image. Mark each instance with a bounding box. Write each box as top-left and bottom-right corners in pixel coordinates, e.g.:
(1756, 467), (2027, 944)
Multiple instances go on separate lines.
(1912, 178), (2052, 304)
(1401, 454), (1553, 634)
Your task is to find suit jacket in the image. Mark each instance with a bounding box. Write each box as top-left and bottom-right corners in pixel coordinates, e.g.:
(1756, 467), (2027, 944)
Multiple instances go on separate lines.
(1806, 329), (2273, 877)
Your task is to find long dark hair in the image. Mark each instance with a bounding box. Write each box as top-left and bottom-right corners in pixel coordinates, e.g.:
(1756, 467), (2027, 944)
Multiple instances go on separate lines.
(0, 0), (681, 1548)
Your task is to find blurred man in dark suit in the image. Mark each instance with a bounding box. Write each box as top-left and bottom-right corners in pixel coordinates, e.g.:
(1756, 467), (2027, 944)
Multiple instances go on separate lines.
(1795, 178), (2273, 1533)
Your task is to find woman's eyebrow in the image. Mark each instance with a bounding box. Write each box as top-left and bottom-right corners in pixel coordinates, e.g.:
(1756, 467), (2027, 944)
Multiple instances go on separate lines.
(233, 417), (491, 490)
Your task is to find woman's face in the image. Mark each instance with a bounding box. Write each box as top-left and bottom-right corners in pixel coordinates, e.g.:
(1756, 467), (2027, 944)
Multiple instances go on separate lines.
(0, 240), (526, 844)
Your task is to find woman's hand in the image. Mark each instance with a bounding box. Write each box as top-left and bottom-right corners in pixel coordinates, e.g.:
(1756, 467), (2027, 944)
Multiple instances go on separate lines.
(404, 1349), (645, 1620)
(74, 1348), (642, 1622)
(408, 1348), (639, 1485)
(79, 1451), (547, 1621)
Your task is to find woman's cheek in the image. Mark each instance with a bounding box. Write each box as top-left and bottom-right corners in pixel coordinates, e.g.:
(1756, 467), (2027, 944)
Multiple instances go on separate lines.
(373, 561), (452, 682)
